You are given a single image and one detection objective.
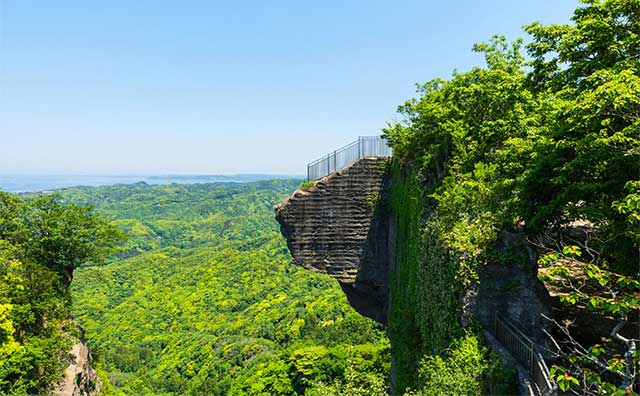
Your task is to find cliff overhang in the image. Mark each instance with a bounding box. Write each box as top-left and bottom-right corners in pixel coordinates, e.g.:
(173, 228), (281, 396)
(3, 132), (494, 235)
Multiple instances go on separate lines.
(275, 158), (392, 324)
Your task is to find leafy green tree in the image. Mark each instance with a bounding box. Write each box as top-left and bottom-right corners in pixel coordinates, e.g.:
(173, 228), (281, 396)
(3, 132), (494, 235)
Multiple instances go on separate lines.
(410, 333), (516, 396)
(306, 362), (388, 396)
(538, 245), (640, 395)
(16, 194), (125, 285)
(522, 0), (640, 272)
(384, 35), (534, 179)
(0, 192), (124, 394)
(383, 35), (539, 275)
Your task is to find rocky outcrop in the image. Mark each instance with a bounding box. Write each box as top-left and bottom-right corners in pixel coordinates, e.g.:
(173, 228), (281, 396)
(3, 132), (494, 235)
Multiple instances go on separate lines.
(55, 341), (102, 396)
(275, 159), (553, 334)
(464, 231), (553, 347)
(275, 159), (554, 395)
(275, 158), (391, 324)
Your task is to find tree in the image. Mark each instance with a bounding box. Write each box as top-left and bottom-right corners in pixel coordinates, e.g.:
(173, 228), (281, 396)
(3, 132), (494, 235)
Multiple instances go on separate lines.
(521, 0), (640, 273)
(0, 192), (125, 394)
(0, 193), (126, 285)
(538, 244), (640, 395)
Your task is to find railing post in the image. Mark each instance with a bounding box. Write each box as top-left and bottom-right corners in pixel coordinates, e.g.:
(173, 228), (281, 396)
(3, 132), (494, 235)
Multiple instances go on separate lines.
(333, 150), (336, 172)
(530, 341), (535, 372)
(494, 311), (497, 335)
(358, 137), (361, 159)
(493, 313), (555, 395)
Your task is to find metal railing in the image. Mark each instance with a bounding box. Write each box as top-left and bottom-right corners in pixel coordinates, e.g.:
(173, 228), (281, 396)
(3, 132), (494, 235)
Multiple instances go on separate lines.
(494, 313), (557, 396)
(307, 136), (392, 180)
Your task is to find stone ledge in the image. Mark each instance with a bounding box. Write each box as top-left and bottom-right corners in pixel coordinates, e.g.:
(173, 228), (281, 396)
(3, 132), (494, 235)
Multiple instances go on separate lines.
(275, 158), (391, 323)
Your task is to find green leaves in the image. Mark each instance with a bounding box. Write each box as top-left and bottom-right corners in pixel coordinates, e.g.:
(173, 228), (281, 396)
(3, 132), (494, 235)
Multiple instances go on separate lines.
(416, 333), (515, 396)
(538, 252), (560, 267)
(613, 181), (640, 224)
(616, 276), (640, 290)
(549, 365), (579, 392)
(560, 292), (580, 305)
(556, 372), (580, 392)
(607, 357), (626, 373)
(589, 344), (605, 358)
(67, 181), (389, 395)
(562, 245), (582, 258)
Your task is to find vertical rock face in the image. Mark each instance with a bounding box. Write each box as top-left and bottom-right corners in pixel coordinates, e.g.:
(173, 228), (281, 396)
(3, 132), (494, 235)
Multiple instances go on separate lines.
(463, 231), (553, 348)
(275, 158), (551, 343)
(275, 158), (391, 324)
(55, 342), (102, 396)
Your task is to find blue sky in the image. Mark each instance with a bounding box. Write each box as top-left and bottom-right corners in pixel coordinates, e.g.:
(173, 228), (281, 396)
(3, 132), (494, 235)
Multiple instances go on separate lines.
(0, 0), (578, 175)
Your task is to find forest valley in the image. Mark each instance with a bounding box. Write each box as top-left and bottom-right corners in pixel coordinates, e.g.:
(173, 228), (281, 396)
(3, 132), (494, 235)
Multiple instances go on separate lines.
(0, 0), (639, 395)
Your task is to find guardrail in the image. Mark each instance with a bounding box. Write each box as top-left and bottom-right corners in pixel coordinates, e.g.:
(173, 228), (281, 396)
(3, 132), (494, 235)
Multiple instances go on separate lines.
(494, 313), (557, 396)
(307, 136), (392, 180)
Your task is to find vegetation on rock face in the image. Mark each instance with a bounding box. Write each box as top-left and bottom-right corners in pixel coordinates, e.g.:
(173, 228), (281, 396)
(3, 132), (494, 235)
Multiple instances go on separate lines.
(384, 0), (639, 394)
(387, 162), (517, 395)
(299, 180), (317, 191)
(65, 181), (389, 396)
(0, 193), (123, 395)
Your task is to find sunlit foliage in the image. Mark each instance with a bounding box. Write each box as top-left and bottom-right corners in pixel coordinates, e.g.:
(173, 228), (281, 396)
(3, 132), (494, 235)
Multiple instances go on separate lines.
(66, 181), (388, 396)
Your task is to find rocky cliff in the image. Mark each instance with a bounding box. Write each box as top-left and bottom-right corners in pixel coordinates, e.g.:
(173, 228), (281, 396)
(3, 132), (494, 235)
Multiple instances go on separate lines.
(275, 157), (391, 324)
(54, 339), (101, 396)
(276, 158), (551, 336)
(275, 158), (554, 394)
(463, 231), (553, 347)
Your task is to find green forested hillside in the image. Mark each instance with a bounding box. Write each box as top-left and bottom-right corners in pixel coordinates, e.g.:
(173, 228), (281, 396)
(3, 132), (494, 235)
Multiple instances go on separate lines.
(0, 193), (122, 395)
(65, 181), (388, 396)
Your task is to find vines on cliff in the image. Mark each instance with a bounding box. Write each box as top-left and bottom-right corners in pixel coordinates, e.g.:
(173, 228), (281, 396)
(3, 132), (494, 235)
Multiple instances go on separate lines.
(387, 160), (516, 395)
(384, 0), (640, 393)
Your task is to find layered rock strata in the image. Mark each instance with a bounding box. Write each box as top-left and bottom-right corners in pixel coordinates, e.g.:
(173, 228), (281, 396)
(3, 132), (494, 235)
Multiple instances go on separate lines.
(275, 157), (391, 324)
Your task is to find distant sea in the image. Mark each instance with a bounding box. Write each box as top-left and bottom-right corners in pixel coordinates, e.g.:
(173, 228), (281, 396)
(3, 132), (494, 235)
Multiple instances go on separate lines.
(0, 174), (303, 193)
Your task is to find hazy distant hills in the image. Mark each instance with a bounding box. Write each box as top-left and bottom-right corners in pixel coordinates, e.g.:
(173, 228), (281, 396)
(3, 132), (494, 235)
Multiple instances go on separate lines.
(0, 174), (304, 193)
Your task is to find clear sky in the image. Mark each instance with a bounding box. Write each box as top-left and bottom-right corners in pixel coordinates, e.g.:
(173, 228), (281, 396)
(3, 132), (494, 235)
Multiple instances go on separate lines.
(0, 0), (578, 175)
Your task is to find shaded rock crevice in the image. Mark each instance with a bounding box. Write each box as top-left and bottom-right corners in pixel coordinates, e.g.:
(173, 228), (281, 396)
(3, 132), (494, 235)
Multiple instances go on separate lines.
(464, 231), (553, 348)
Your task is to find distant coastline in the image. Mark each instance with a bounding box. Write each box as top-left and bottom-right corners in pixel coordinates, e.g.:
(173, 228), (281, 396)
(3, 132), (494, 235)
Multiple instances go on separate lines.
(0, 174), (304, 193)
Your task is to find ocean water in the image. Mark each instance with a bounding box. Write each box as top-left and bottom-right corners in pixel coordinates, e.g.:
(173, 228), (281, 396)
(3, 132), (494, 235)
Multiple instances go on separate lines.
(0, 174), (303, 193)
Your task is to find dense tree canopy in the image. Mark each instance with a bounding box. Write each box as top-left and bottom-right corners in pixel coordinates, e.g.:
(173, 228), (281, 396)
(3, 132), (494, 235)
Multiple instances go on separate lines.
(384, 0), (639, 275)
(65, 181), (389, 396)
(0, 193), (123, 395)
(383, 0), (639, 394)
(523, 0), (640, 270)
